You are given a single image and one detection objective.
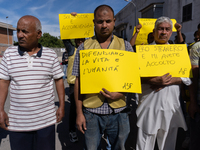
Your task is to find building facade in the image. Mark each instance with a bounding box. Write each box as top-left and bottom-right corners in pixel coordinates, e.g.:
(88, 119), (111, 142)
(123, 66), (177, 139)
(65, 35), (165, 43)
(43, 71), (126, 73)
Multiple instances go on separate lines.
(114, 0), (199, 44)
(0, 22), (16, 52)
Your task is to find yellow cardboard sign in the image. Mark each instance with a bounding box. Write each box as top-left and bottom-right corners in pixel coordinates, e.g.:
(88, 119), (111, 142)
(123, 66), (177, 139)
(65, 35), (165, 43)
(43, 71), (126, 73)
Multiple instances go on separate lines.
(134, 18), (177, 45)
(80, 49), (141, 94)
(136, 44), (192, 77)
(59, 13), (94, 39)
(133, 32), (149, 45)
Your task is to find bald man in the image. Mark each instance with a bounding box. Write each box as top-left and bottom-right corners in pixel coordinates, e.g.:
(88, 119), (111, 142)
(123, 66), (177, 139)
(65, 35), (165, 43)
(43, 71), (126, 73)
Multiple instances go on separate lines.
(0, 15), (65, 150)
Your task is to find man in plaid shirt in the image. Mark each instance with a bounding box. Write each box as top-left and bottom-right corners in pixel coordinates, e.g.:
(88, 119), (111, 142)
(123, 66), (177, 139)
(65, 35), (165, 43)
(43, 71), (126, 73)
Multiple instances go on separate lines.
(72, 4), (133, 150)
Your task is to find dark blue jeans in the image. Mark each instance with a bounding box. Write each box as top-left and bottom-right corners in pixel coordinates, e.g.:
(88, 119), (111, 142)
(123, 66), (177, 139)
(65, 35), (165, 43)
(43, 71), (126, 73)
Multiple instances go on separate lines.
(62, 64), (68, 80)
(9, 125), (55, 150)
(83, 110), (130, 150)
(69, 84), (76, 132)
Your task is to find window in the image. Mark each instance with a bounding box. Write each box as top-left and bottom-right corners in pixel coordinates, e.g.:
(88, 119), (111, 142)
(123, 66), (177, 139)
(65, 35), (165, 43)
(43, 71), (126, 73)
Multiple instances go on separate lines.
(141, 4), (163, 18)
(182, 3), (192, 22)
(121, 29), (126, 40)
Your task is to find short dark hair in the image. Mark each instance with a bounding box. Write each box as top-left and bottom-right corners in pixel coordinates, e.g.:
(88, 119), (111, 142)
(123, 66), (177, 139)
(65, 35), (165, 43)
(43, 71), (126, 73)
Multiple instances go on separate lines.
(94, 5), (114, 18)
(181, 33), (186, 42)
(198, 23), (200, 29)
(194, 30), (199, 37)
(168, 40), (173, 44)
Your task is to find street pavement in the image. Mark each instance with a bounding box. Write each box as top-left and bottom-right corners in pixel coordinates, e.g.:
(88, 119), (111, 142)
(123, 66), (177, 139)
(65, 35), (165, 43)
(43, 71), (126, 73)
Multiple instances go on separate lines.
(0, 79), (189, 150)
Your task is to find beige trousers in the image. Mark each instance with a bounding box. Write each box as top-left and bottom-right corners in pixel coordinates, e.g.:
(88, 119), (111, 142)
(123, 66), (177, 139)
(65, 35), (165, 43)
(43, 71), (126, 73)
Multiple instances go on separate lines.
(136, 127), (178, 150)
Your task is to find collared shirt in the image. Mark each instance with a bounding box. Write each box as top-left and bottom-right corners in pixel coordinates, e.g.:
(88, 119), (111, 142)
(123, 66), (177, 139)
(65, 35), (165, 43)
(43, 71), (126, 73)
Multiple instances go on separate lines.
(72, 36), (133, 114)
(0, 45), (64, 131)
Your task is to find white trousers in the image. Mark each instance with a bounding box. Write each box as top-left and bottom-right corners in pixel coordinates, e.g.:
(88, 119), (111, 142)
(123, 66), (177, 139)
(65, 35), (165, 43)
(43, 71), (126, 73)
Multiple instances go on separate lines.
(136, 127), (178, 150)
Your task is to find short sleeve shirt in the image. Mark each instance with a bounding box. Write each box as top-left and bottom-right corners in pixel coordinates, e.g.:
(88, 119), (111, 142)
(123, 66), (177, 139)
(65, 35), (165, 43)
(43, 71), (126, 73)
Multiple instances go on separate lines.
(0, 45), (64, 131)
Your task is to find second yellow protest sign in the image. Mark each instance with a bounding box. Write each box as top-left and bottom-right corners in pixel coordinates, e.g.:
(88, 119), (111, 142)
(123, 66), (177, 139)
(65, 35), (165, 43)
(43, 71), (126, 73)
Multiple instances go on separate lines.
(136, 44), (192, 77)
(59, 13), (94, 39)
(134, 18), (177, 45)
(80, 49), (141, 94)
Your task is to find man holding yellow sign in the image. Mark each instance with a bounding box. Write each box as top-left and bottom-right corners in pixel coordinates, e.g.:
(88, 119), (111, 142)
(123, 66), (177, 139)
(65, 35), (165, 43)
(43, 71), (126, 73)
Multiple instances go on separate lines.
(72, 4), (134, 150)
(136, 16), (191, 150)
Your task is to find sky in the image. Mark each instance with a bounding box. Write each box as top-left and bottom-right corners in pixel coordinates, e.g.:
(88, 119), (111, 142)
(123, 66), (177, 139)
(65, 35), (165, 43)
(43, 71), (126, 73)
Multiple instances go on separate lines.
(0, 0), (128, 42)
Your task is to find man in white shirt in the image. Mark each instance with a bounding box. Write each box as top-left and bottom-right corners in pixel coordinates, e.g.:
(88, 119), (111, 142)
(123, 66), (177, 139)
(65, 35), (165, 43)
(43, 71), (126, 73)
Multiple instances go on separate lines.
(136, 16), (191, 150)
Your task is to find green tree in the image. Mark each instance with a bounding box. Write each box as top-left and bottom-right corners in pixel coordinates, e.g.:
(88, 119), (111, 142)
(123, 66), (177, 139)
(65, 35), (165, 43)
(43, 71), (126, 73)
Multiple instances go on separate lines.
(39, 33), (65, 48)
(14, 41), (19, 46)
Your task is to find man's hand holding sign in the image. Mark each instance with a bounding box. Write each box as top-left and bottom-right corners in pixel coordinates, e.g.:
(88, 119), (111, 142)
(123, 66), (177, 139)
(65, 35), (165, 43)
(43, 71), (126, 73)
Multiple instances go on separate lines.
(80, 49), (141, 94)
(136, 44), (192, 78)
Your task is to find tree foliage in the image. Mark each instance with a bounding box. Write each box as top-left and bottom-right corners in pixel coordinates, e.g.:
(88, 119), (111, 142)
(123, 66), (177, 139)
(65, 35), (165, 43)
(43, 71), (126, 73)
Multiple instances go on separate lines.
(14, 41), (19, 45)
(39, 33), (65, 48)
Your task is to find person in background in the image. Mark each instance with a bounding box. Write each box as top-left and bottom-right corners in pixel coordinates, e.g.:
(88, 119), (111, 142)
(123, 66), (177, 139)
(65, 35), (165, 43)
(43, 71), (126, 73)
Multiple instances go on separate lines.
(63, 12), (85, 143)
(0, 15), (65, 150)
(147, 32), (154, 44)
(188, 30), (200, 53)
(198, 23), (200, 32)
(194, 30), (200, 43)
(129, 25), (154, 49)
(62, 49), (68, 80)
(65, 37), (85, 143)
(130, 24), (142, 48)
(174, 23), (185, 44)
(189, 26), (200, 150)
(168, 40), (173, 44)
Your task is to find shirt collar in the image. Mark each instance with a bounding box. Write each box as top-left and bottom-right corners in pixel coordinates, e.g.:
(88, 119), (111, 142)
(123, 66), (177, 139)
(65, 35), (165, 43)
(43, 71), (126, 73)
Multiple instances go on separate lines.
(151, 41), (169, 45)
(95, 34), (114, 41)
(95, 34), (114, 49)
(18, 44), (43, 57)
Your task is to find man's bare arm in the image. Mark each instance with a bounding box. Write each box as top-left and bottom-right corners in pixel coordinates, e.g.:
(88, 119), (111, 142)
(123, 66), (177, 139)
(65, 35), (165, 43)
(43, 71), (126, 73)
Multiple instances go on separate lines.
(0, 79), (10, 130)
(74, 76), (86, 134)
(141, 73), (182, 85)
(175, 23), (184, 44)
(141, 73), (182, 91)
(130, 24), (142, 46)
(141, 73), (172, 85)
(54, 78), (65, 123)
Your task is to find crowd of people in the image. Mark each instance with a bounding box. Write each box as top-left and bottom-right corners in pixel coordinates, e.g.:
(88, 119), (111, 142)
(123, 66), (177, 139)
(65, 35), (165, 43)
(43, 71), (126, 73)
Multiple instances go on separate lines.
(0, 3), (200, 150)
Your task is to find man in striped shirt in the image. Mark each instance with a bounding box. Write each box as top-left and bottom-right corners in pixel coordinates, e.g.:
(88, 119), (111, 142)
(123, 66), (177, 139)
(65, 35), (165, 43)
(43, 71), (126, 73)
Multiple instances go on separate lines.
(0, 15), (65, 150)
